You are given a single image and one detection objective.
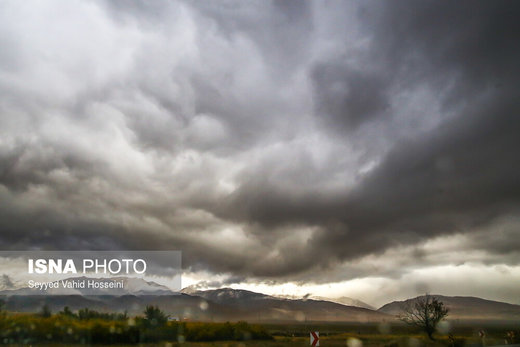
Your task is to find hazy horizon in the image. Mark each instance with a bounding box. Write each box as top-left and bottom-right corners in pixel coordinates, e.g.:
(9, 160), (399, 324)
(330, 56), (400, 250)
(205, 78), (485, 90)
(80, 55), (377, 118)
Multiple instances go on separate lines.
(0, 0), (519, 308)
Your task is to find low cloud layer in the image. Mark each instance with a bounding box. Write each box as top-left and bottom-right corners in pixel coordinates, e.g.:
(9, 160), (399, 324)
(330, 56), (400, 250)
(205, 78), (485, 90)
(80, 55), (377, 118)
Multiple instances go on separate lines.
(0, 0), (519, 301)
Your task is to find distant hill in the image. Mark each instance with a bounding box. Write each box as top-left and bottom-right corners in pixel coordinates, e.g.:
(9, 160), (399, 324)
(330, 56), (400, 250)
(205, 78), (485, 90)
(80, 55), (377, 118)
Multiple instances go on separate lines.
(311, 296), (375, 310)
(185, 287), (268, 304)
(184, 288), (388, 322)
(4, 281), (518, 323)
(379, 295), (520, 322)
(0, 284), (389, 322)
(185, 287), (376, 310)
(0, 276), (174, 296)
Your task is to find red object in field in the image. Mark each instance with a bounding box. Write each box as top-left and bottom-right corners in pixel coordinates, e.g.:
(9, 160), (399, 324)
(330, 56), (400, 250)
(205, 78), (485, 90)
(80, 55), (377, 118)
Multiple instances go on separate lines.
(310, 331), (319, 346)
(478, 330), (485, 338)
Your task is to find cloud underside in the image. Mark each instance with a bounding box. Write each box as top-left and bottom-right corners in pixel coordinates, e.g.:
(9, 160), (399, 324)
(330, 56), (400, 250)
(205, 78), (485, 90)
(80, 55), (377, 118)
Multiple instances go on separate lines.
(0, 0), (519, 286)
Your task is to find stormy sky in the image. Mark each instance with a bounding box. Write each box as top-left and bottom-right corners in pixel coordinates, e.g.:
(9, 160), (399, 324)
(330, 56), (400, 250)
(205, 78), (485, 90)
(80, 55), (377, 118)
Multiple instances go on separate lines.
(1, 0), (519, 306)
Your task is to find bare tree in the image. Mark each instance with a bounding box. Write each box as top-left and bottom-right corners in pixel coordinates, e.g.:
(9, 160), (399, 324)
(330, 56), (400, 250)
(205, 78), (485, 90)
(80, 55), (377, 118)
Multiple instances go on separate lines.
(398, 295), (449, 340)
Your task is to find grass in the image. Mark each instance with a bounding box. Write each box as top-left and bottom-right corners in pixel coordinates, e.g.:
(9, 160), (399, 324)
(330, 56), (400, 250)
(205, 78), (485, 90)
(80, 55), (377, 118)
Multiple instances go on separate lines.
(1, 313), (518, 346)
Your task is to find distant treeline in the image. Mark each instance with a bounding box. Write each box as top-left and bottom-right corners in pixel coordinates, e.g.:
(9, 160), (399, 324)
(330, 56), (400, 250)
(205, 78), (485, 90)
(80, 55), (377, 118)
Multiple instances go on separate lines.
(0, 304), (272, 344)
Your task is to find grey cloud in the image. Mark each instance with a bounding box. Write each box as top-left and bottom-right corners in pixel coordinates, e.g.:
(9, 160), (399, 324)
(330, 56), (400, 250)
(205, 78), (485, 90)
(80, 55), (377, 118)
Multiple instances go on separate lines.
(311, 62), (390, 131)
(211, 0), (520, 274)
(187, 0), (313, 72)
(0, 0), (519, 288)
(367, 0), (520, 99)
(218, 83), (520, 276)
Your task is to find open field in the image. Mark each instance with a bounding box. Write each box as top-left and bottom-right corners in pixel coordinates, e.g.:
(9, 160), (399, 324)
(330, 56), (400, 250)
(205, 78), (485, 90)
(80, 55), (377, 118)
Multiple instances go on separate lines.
(2, 321), (519, 346)
(0, 335), (515, 347)
(262, 322), (519, 347)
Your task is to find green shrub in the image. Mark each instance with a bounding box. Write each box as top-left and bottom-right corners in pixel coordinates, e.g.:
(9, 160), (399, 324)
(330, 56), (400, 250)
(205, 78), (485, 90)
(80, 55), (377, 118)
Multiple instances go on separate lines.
(0, 310), (272, 344)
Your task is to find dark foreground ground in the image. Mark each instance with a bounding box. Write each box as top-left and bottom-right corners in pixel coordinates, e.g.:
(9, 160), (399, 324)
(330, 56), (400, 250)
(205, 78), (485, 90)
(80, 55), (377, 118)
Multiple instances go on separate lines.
(262, 321), (519, 347)
(3, 321), (519, 347)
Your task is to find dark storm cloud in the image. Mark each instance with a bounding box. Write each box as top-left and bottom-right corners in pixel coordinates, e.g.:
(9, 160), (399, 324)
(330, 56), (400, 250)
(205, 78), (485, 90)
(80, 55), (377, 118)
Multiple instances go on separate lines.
(213, 0), (520, 274)
(367, 1), (520, 87)
(0, 0), (519, 282)
(330, 94), (520, 259)
(311, 62), (390, 131)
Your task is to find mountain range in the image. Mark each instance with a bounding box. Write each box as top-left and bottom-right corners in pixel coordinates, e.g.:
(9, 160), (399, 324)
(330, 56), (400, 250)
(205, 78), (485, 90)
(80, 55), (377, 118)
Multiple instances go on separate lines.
(379, 295), (520, 322)
(1, 278), (519, 323)
(0, 277), (172, 296)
